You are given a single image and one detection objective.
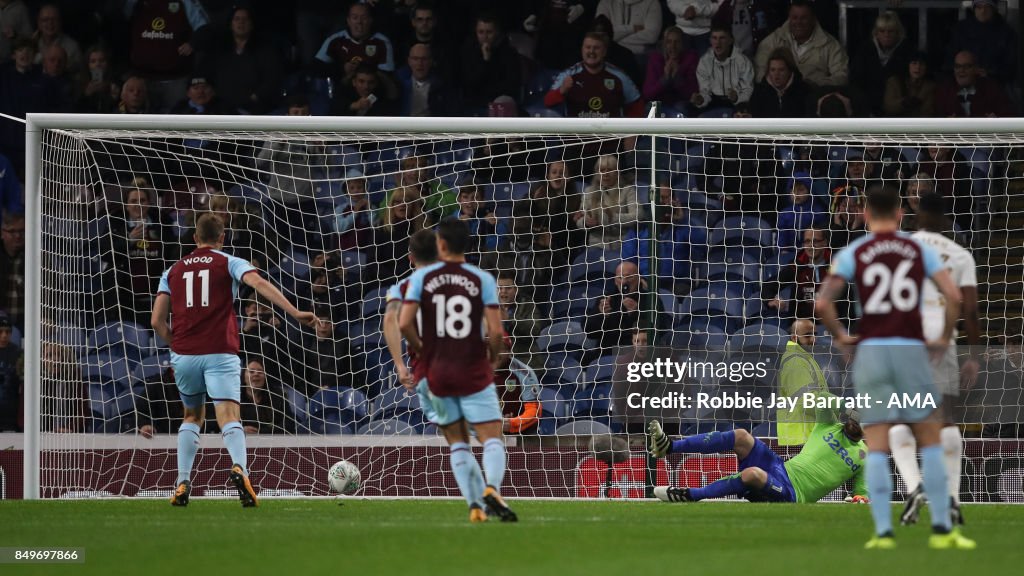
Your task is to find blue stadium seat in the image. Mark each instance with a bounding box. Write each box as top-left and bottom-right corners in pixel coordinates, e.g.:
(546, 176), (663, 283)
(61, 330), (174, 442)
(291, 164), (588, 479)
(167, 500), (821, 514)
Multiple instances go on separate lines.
(356, 418), (418, 435)
(677, 282), (747, 332)
(665, 322), (729, 350)
(706, 259), (761, 285)
(91, 322), (150, 364)
(130, 353), (171, 386)
(568, 253), (621, 283)
(372, 386), (425, 429)
(278, 250), (311, 280)
(83, 353), (136, 433)
(555, 419), (612, 436)
(543, 353), (583, 386)
(309, 387), (368, 434)
(711, 216), (775, 250)
(582, 356), (617, 386)
(282, 384), (310, 433)
(361, 286), (389, 319)
(571, 383), (612, 422)
(339, 250), (367, 277)
(729, 323), (789, 352)
(538, 387), (568, 434)
(46, 326), (87, 353)
(536, 321), (587, 353)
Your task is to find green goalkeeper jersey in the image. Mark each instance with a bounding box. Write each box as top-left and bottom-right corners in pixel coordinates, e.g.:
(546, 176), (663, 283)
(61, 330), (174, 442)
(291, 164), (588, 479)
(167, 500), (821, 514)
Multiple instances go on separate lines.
(783, 417), (868, 503)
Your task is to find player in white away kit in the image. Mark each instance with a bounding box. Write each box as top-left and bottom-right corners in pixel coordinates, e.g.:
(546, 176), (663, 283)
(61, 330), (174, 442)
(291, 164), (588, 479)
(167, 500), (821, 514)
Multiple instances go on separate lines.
(153, 214), (320, 507)
(894, 194), (980, 526)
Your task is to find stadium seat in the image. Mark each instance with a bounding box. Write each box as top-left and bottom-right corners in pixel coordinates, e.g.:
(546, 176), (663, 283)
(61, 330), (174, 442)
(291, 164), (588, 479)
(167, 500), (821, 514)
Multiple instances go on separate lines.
(281, 384), (310, 433)
(677, 282), (747, 332)
(538, 387), (569, 434)
(309, 387), (368, 434)
(339, 250), (367, 277)
(664, 322), (729, 350)
(46, 326), (87, 353)
(278, 249), (311, 280)
(555, 419), (612, 436)
(130, 353), (171, 386)
(536, 321), (587, 354)
(543, 353), (583, 386)
(83, 353), (136, 433)
(729, 323), (789, 352)
(705, 259), (761, 285)
(91, 322), (151, 364)
(571, 383), (613, 422)
(582, 356), (617, 386)
(356, 418), (418, 435)
(372, 386), (425, 429)
(361, 286), (390, 319)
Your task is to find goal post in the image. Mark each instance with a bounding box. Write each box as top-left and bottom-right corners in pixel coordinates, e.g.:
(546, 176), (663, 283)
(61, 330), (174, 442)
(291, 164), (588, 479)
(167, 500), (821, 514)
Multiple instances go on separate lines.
(21, 114), (1024, 501)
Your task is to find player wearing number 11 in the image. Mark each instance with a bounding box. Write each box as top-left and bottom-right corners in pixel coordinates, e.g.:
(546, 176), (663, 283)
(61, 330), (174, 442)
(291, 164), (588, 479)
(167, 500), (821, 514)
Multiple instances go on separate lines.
(399, 218), (516, 523)
(152, 213), (322, 508)
(815, 184), (974, 550)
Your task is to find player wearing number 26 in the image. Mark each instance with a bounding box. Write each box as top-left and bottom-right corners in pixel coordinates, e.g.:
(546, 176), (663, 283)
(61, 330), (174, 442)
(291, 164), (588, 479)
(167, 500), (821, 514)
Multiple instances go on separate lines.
(816, 184), (974, 550)
(152, 213), (321, 508)
(400, 218), (517, 523)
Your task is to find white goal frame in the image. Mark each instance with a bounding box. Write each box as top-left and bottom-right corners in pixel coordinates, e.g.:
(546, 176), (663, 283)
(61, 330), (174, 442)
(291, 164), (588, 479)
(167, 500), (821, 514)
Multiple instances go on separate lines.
(23, 113), (1024, 500)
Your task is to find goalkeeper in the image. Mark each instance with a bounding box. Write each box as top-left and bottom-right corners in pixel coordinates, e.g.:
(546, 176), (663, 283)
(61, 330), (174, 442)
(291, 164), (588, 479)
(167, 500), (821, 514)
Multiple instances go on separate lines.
(649, 403), (867, 503)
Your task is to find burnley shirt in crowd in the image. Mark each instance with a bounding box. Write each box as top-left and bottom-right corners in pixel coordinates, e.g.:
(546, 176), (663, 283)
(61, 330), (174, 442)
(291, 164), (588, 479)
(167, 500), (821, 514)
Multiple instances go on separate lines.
(157, 247), (257, 355)
(315, 30), (395, 72)
(403, 261), (499, 397)
(550, 63), (641, 118)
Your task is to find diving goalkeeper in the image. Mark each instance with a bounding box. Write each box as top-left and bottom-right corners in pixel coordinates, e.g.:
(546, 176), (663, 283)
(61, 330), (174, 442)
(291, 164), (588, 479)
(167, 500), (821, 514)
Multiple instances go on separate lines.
(649, 406), (867, 503)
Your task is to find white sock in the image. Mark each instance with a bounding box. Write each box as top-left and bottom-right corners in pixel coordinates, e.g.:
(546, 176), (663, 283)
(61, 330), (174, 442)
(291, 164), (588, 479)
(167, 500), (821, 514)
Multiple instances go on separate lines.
(940, 426), (963, 505)
(889, 424), (921, 493)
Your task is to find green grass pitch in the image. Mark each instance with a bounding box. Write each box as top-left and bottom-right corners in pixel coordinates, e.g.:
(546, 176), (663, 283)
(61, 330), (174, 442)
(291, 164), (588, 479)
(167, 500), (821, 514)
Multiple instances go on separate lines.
(2, 500), (1023, 575)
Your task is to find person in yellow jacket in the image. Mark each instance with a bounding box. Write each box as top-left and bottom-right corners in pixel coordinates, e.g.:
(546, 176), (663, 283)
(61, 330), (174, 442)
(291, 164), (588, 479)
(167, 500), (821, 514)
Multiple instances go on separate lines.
(776, 319), (829, 445)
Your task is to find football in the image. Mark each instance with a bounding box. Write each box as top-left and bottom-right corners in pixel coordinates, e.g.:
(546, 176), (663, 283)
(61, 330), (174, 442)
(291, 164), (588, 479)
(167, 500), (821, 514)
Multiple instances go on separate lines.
(328, 460), (361, 495)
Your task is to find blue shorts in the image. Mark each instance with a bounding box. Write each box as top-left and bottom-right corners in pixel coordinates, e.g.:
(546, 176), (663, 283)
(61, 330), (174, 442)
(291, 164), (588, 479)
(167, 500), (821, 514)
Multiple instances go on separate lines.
(170, 352), (242, 408)
(416, 379), (502, 427)
(738, 438), (797, 503)
(853, 342), (940, 424)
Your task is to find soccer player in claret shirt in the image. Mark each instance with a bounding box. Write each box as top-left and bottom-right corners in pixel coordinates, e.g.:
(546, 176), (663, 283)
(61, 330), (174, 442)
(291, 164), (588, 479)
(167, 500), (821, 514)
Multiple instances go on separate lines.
(382, 229), (438, 389)
(152, 213), (321, 508)
(816, 184), (975, 550)
(399, 218), (515, 523)
(648, 402), (868, 505)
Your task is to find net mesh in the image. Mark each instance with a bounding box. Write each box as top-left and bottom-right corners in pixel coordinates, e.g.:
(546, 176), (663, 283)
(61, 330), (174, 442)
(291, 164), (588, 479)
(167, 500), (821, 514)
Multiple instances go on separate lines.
(29, 124), (1024, 501)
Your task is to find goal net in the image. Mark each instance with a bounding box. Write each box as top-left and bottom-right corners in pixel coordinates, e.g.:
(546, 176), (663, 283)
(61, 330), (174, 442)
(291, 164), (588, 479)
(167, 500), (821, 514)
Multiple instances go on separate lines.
(20, 115), (1024, 502)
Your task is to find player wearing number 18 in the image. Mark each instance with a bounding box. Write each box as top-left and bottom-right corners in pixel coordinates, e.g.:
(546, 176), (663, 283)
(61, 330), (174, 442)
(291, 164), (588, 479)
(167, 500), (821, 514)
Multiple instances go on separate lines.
(152, 213), (322, 508)
(399, 218), (516, 523)
(815, 184), (974, 550)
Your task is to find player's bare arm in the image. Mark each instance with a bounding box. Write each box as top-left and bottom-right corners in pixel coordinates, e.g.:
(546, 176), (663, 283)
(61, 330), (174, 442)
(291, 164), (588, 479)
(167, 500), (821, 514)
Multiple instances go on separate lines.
(243, 272), (321, 328)
(815, 275), (857, 345)
(960, 284), (981, 388)
(399, 301), (422, 353)
(384, 299), (412, 389)
(484, 305), (503, 370)
(150, 293), (172, 345)
(928, 268), (962, 355)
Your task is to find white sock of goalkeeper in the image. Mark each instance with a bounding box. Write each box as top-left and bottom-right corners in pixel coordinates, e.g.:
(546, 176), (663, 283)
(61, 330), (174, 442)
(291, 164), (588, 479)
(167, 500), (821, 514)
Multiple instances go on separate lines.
(940, 426), (963, 504)
(889, 424), (921, 493)
(221, 421), (248, 475)
(482, 438), (507, 493)
(450, 442), (485, 507)
(176, 422), (201, 485)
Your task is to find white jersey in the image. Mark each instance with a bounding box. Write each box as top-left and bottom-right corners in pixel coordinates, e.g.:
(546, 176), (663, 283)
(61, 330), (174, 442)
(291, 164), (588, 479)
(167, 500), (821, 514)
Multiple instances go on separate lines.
(913, 230), (977, 342)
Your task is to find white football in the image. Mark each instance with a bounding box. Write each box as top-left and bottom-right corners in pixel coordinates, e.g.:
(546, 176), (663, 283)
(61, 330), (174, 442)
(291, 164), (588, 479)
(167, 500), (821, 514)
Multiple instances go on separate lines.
(328, 460), (361, 495)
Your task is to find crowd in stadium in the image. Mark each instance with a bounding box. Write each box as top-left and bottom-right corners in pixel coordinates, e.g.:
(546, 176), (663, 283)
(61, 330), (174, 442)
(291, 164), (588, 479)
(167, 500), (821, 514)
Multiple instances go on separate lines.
(0, 0), (1021, 437)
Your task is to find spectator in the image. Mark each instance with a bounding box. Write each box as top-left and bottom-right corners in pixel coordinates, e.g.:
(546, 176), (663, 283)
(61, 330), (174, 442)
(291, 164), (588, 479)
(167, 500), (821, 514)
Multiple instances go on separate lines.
(0, 40), (56, 171)
(776, 318), (829, 446)
(0, 312), (19, 431)
(743, 48), (810, 118)
(39, 341), (85, 432)
(0, 0), (32, 65)
(575, 154), (638, 250)
(169, 76), (233, 115)
(525, 0), (595, 71)
(33, 4), (81, 73)
(714, 0), (787, 58)
(754, 0), (848, 89)
(396, 3), (455, 83)
(0, 212), (24, 330)
(776, 171), (827, 253)
(256, 133), (330, 245)
(916, 146), (985, 231)
(315, 2), (396, 84)
(827, 184), (865, 248)
(620, 181), (707, 293)
(397, 43), (454, 116)
(900, 171), (936, 232)
(667, 1), (717, 53)
(545, 32), (643, 118)
(293, 312), (354, 398)
(381, 154), (457, 225)
(204, 6), (284, 115)
(0, 153), (22, 214)
(40, 44), (74, 111)
(588, 15), (644, 87)
(240, 357), (287, 434)
(334, 168), (375, 251)
(296, 252), (359, 325)
(454, 184), (498, 263)
(763, 227), (831, 322)
(862, 144), (911, 181)
(76, 45), (119, 113)
(497, 271), (542, 368)
(814, 90), (859, 117)
(829, 150), (874, 196)
(849, 11), (912, 117)
(124, 0), (210, 113)
(494, 337), (542, 434)
(115, 75), (150, 114)
(946, 0), (1018, 87)
(332, 62), (396, 116)
(883, 51), (936, 117)
(285, 93), (310, 116)
(584, 260), (667, 358)
(595, 0), (662, 56)
(642, 26), (699, 114)
(106, 177), (170, 323)
(935, 50), (1011, 118)
(370, 185), (426, 287)
(690, 25), (754, 117)
(177, 193), (280, 270)
(459, 13), (522, 114)
(239, 298), (291, 377)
